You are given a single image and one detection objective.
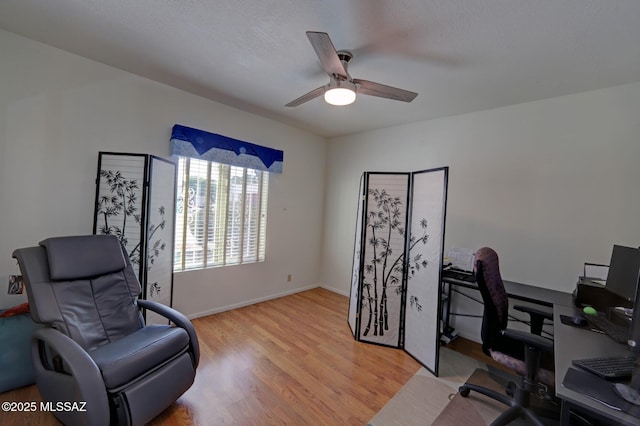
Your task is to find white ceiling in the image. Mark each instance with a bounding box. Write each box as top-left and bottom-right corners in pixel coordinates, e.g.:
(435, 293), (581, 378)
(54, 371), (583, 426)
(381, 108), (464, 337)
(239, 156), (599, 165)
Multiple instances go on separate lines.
(1, 0), (639, 138)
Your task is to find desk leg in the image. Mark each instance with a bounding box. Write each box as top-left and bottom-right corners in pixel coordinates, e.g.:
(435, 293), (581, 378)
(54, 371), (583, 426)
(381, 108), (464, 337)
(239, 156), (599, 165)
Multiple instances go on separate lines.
(446, 282), (452, 330)
(441, 281), (453, 343)
(560, 400), (571, 426)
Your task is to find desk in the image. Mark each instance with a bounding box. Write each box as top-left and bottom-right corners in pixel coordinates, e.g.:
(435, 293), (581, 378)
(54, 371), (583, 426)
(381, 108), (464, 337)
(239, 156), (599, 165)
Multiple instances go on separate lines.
(554, 304), (637, 425)
(441, 274), (573, 339)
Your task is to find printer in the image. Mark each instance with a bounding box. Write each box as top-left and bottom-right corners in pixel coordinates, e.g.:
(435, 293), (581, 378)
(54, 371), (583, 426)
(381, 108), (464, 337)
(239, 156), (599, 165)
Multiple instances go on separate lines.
(573, 277), (633, 313)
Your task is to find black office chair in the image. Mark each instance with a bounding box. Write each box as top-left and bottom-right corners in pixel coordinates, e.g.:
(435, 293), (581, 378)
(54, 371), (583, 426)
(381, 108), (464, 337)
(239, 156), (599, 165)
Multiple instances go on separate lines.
(13, 235), (199, 426)
(459, 247), (557, 426)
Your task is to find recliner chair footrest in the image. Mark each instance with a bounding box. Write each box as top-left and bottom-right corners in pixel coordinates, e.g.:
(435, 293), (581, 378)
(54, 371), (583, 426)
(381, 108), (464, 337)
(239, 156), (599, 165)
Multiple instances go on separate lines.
(117, 352), (195, 425)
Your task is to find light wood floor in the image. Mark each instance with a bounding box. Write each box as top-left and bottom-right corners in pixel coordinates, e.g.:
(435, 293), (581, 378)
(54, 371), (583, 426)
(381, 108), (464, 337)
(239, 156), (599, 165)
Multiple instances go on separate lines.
(1, 288), (432, 425)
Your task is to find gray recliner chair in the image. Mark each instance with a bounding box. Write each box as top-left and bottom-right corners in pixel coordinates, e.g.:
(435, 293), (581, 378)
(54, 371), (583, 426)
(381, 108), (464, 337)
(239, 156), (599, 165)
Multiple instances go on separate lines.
(13, 235), (199, 426)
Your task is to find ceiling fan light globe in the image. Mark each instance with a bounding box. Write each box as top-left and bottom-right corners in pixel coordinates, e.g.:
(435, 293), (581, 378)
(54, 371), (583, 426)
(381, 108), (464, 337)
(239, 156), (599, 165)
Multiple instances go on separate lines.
(324, 87), (356, 106)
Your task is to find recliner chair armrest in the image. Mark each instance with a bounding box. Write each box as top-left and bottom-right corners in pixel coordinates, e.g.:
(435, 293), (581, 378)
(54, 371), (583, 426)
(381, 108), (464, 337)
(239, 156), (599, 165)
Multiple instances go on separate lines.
(31, 328), (110, 426)
(514, 304), (553, 336)
(500, 328), (554, 354)
(137, 299), (200, 368)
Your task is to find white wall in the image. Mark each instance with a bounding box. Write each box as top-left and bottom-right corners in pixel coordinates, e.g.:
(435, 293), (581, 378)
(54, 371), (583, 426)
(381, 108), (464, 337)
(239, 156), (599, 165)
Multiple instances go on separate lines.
(0, 30), (327, 314)
(322, 82), (640, 339)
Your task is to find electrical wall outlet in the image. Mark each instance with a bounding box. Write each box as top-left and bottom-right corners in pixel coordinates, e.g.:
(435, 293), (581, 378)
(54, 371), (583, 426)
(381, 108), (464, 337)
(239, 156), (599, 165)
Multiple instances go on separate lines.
(287, 274), (292, 282)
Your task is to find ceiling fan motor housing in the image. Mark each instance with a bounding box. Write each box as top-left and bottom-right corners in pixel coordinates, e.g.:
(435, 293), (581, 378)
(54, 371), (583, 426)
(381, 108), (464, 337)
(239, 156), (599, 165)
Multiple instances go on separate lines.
(336, 50), (353, 73)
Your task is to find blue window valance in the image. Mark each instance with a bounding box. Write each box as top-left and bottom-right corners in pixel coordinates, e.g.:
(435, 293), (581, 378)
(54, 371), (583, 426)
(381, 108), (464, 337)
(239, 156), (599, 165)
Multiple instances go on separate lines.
(170, 124), (284, 173)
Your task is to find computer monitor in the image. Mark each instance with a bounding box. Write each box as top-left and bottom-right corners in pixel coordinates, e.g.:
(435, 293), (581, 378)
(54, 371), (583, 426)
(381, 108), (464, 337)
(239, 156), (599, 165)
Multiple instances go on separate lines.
(605, 245), (640, 303)
(613, 271), (640, 404)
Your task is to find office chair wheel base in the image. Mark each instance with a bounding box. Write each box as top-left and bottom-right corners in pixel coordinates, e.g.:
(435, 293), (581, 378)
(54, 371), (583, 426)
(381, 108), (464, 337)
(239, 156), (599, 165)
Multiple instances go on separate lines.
(459, 386), (471, 397)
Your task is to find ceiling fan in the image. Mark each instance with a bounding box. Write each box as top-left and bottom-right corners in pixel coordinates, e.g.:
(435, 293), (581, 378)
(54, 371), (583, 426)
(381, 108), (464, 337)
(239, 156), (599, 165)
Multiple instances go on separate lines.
(285, 31), (418, 107)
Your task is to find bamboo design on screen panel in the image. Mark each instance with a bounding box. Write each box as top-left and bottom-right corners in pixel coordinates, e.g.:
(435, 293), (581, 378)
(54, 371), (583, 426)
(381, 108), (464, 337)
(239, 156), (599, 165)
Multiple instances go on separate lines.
(361, 188), (429, 337)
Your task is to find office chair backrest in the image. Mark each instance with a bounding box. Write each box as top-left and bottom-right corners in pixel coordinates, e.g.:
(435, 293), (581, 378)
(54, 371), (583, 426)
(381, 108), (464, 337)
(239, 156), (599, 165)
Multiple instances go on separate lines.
(474, 247), (509, 355)
(15, 235), (144, 351)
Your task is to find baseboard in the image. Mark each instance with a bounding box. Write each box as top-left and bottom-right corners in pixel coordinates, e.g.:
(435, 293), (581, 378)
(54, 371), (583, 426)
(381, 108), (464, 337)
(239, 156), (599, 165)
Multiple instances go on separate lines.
(319, 283), (349, 297)
(187, 284), (323, 319)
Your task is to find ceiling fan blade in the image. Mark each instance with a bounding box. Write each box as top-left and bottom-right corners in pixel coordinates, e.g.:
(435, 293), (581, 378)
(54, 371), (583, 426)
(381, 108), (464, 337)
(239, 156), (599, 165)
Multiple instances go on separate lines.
(285, 86), (325, 107)
(306, 31), (348, 79)
(354, 79), (418, 102)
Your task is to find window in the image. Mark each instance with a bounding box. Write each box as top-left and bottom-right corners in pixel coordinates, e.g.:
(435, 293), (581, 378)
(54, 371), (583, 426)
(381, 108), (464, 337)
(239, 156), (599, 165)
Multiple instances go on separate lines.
(173, 156), (268, 271)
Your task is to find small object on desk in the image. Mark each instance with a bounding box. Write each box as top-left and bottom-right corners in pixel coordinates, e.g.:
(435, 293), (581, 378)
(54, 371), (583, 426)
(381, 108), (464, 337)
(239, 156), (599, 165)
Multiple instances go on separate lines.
(560, 314), (589, 328)
(614, 383), (640, 406)
(583, 306), (597, 316)
(571, 315), (588, 326)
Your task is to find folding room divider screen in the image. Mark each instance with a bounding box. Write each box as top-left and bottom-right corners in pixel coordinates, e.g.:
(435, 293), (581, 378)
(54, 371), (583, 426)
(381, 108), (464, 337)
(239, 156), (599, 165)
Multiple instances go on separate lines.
(348, 167), (448, 376)
(93, 152), (177, 326)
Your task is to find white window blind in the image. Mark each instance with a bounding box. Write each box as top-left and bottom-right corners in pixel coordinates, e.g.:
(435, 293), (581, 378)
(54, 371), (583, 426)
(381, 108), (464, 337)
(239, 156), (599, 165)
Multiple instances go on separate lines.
(174, 157), (268, 271)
